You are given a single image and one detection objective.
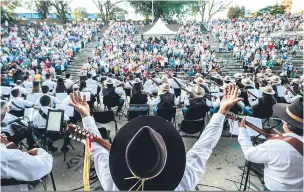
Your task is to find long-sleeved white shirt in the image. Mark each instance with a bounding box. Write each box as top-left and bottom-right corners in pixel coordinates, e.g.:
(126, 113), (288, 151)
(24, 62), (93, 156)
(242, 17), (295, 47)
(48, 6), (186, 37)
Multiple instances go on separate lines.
(147, 93), (178, 106)
(33, 106), (69, 129)
(8, 98), (33, 111)
(238, 128), (303, 191)
(35, 93), (62, 108)
(42, 79), (57, 91)
(284, 92), (302, 104)
(184, 95), (220, 108)
(1, 146), (53, 191)
(82, 113), (225, 191)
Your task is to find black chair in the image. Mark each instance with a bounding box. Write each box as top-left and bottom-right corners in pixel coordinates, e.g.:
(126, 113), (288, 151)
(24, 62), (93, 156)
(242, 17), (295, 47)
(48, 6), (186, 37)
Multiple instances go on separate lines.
(179, 118), (205, 139)
(184, 106), (208, 121)
(156, 108), (177, 128)
(93, 111), (118, 135)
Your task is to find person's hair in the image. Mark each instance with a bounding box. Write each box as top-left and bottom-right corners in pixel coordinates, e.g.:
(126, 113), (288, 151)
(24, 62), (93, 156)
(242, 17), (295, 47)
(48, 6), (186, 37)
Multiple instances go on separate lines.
(55, 78), (67, 93)
(107, 83), (114, 88)
(11, 88), (20, 97)
(16, 80), (22, 86)
(87, 73), (92, 79)
(260, 93), (277, 106)
(23, 75), (29, 81)
(40, 95), (51, 107)
(46, 73), (51, 79)
(132, 83), (143, 95)
(79, 81), (86, 91)
(66, 73), (71, 79)
(42, 85), (50, 94)
(32, 81), (41, 93)
(288, 124), (303, 136)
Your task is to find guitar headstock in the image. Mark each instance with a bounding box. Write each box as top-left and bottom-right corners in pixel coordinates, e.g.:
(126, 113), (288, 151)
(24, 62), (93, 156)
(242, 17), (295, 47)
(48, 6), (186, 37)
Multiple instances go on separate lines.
(66, 124), (94, 144)
(226, 111), (238, 121)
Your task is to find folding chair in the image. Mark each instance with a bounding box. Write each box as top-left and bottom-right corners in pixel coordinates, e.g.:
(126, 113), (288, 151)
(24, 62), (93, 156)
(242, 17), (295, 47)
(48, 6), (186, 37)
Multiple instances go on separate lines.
(93, 111), (118, 135)
(156, 107), (177, 128)
(179, 118), (205, 139)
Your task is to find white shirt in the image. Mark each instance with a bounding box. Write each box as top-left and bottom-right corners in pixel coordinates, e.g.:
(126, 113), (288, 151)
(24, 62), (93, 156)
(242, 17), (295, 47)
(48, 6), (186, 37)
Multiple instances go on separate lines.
(33, 106), (69, 129)
(86, 78), (99, 86)
(284, 92), (302, 104)
(0, 113), (20, 136)
(184, 96), (220, 108)
(8, 97), (33, 111)
(238, 129), (303, 191)
(82, 113), (225, 191)
(147, 92), (178, 106)
(14, 86), (29, 96)
(42, 79), (57, 91)
(35, 94), (62, 108)
(64, 78), (75, 89)
(1, 146), (53, 191)
(143, 79), (160, 94)
(23, 81), (33, 89)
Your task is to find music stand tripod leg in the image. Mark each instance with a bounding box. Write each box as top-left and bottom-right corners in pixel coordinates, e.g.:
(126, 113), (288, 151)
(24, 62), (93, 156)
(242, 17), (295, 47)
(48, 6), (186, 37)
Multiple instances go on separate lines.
(50, 171), (56, 191)
(243, 161), (251, 191)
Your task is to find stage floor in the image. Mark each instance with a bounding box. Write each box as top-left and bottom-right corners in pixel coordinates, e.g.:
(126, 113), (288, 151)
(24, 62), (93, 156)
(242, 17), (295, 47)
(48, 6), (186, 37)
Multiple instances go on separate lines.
(32, 106), (264, 191)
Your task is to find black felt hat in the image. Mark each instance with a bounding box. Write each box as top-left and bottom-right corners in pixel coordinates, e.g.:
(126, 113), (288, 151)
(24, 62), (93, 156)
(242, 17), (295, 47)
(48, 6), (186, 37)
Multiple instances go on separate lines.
(273, 97), (303, 129)
(109, 116), (186, 190)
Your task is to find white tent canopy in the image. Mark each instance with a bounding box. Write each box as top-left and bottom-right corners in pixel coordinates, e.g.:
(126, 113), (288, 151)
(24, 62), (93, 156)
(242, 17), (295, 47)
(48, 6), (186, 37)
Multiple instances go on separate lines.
(143, 18), (177, 36)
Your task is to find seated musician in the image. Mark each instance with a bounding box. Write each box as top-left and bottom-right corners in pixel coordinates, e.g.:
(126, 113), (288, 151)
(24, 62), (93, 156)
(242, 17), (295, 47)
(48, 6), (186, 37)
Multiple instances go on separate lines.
(79, 81), (95, 111)
(64, 73), (75, 93)
(211, 73), (223, 86)
(52, 78), (67, 96)
(1, 100), (36, 149)
(1, 137), (53, 191)
(143, 71), (160, 95)
(14, 80), (29, 97)
(183, 85), (220, 120)
(239, 77), (255, 108)
(284, 78), (303, 103)
(33, 95), (70, 152)
(42, 74), (57, 92)
(279, 72), (289, 85)
(130, 78), (148, 105)
(148, 83), (177, 115)
(85, 73), (99, 86)
(194, 77), (210, 93)
(8, 88), (34, 117)
(22, 75), (33, 89)
(243, 85), (277, 117)
(32, 81), (41, 94)
(238, 97), (303, 191)
(68, 85), (244, 191)
(234, 73), (244, 89)
(36, 85), (61, 108)
(102, 79), (124, 113)
(270, 75), (284, 102)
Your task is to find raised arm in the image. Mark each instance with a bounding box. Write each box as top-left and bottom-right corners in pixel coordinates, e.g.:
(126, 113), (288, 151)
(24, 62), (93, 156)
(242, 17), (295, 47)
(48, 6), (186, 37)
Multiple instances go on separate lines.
(69, 92), (118, 191)
(177, 84), (243, 190)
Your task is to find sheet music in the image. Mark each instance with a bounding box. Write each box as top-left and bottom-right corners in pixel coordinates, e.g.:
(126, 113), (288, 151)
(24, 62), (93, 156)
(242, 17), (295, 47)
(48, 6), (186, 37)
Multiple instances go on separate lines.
(81, 92), (91, 101)
(276, 85), (286, 97)
(24, 108), (35, 121)
(229, 116), (266, 139)
(248, 89), (261, 98)
(56, 104), (74, 117)
(0, 86), (12, 95)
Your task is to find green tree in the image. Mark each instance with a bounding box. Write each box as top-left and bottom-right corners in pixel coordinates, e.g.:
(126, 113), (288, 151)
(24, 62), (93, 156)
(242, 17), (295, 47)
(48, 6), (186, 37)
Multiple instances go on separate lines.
(227, 5), (245, 19)
(26, 0), (50, 19)
(1, 0), (20, 23)
(92, 0), (124, 23)
(50, 0), (72, 23)
(258, 4), (286, 16)
(71, 7), (89, 21)
(129, 1), (193, 22)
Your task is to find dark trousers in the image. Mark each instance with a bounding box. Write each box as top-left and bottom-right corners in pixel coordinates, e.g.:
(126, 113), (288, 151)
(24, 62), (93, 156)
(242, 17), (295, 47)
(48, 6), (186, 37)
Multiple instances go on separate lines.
(34, 129), (69, 149)
(3, 125), (35, 149)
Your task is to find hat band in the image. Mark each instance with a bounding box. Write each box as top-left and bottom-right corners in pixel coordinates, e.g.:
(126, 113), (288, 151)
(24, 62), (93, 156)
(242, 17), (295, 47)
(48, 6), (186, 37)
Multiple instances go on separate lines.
(286, 107), (303, 123)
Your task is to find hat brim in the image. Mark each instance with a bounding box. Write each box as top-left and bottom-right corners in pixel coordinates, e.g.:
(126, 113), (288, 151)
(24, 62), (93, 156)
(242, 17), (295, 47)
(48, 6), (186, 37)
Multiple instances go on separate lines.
(272, 104), (303, 129)
(109, 116), (186, 190)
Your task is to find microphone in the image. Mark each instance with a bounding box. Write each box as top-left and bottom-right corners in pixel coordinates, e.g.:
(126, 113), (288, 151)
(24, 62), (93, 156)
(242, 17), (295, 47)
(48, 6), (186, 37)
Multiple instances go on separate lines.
(1, 117), (22, 127)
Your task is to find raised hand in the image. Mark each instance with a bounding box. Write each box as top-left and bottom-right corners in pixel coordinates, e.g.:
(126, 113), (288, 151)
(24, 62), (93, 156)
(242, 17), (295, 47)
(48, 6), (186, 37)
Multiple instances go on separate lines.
(218, 84), (243, 115)
(69, 91), (90, 118)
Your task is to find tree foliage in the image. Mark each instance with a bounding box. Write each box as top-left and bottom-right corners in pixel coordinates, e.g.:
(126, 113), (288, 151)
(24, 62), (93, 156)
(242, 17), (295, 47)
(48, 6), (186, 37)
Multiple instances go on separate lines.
(92, 0), (124, 23)
(1, 0), (20, 23)
(257, 4), (286, 15)
(71, 7), (89, 21)
(208, 0), (232, 19)
(129, 1), (193, 22)
(26, 0), (50, 19)
(227, 5), (245, 19)
(50, 0), (72, 23)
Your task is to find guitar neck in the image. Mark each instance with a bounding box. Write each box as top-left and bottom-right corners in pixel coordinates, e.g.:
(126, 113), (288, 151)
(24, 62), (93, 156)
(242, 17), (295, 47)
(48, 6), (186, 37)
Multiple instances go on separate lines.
(92, 135), (111, 151)
(235, 117), (271, 138)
